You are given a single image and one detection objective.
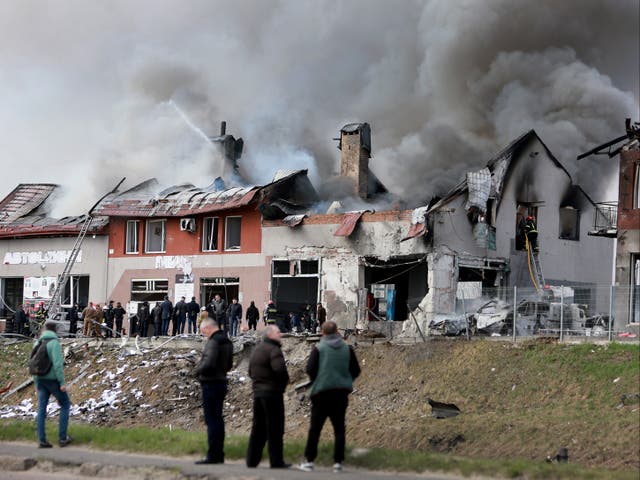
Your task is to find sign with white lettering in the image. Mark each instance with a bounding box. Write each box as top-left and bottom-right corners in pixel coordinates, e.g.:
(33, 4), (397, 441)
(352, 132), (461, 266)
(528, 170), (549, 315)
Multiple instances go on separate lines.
(3, 250), (82, 265)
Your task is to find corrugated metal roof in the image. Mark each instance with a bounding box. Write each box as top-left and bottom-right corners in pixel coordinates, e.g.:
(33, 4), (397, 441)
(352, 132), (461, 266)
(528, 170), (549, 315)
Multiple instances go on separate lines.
(0, 215), (108, 239)
(0, 184), (57, 225)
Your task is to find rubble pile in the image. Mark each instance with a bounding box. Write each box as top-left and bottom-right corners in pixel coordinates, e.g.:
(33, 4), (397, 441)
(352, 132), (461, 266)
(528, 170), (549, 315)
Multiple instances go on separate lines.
(0, 333), (319, 435)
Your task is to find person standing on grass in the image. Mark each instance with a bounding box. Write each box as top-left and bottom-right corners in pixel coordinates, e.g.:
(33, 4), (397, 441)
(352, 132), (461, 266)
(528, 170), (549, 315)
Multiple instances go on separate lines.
(194, 318), (233, 464)
(246, 325), (290, 469)
(298, 321), (361, 473)
(34, 320), (73, 448)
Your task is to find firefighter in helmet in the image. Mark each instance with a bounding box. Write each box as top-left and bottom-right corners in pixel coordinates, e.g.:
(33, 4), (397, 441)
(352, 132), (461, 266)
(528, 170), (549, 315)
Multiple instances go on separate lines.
(524, 215), (539, 252)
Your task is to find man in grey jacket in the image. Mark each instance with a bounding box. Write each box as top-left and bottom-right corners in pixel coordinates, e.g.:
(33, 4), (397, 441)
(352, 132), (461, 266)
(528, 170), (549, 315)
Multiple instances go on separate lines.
(246, 326), (290, 469)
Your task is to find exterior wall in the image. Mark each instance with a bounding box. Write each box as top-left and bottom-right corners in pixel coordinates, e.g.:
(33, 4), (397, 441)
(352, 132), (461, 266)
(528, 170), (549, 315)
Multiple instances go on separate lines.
(0, 235), (109, 306)
(108, 206), (262, 258)
(432, 138), (614, 291)
(262, 211), (430, 327)
(614, 148), (640, 325)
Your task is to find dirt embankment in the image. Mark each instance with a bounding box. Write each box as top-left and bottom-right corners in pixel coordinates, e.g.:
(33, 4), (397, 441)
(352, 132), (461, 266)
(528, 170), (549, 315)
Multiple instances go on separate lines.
(1, 335), (638, 470)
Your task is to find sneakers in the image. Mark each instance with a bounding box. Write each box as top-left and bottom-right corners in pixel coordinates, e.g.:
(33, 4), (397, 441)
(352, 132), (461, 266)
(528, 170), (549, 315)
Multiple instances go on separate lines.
(38, 441), (53, 448)
(298, 461), (314, 472)
(59, 436), (73, 447)
(333, 463), (343, 473)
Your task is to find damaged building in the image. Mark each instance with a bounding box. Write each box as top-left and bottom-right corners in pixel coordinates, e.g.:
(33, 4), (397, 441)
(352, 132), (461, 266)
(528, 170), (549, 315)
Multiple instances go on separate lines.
(0, 184), (109, 327)
(263, 126), (615, 335)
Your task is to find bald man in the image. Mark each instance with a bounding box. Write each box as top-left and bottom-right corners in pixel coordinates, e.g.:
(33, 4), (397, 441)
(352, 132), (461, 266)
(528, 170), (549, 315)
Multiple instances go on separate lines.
(246, 325), (290, 469)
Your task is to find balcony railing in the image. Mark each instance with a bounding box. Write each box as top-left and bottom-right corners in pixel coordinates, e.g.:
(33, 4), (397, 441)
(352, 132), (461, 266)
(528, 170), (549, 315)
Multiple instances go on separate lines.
(589, 202), (618, 237)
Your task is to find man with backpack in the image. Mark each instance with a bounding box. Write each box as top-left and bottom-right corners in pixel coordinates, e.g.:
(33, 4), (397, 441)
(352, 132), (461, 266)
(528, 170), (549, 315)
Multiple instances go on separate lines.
(31, 320), (72, 448)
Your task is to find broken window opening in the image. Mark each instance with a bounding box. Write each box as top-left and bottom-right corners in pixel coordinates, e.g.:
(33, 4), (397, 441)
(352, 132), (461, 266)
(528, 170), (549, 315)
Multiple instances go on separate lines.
(272, 260), (291, 276)
(145, 219), (166, 253)
(224, 216), (241, 251)
(125, 220), (139, 254)
(60, 275), (89, 308)
(634, 163), (640, 209)
(202, 217), (219, 252)
(131, 279), (169, 302)
(199, 277), (239, 306)
(559, 206), (580, 241)
(364, 255), (428, 321)
(515, 204), (538, 251)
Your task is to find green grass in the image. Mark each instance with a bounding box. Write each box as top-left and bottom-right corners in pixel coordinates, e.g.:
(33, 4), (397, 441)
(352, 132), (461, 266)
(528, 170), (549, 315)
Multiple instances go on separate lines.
(1, 419), (636, 479)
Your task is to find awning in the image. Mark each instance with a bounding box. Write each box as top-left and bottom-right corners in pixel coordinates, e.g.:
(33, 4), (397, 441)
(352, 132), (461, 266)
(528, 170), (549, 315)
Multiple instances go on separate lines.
(282, 214), (306, 227)
(334, 210), (371, 237)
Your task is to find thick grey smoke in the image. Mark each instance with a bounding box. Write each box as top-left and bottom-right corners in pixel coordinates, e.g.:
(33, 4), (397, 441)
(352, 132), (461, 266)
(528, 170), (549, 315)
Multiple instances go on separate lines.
(0, 0), (637, 215)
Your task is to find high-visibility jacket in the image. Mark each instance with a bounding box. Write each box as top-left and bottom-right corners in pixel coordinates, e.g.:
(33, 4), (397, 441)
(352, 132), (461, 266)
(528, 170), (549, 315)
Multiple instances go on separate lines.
(265, 305), (278, 324)
(525, 219), (537, 234)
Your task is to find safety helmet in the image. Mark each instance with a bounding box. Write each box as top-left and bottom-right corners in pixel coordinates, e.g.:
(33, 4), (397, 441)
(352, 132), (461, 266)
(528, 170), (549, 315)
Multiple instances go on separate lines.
(526, 215), (534, 221)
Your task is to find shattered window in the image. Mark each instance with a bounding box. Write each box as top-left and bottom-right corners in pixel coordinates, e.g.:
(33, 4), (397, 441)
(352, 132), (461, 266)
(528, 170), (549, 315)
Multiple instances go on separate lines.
(225, 216), (241, 251)
(125, 220), (139, 254)
(131, 279), (168, 302)
(145, 219), (166, 253)
(273, 260), (290, 275)
(559, 207), (580, 241)
(300, 260), (319, 274)
(202, 217), (219, 252)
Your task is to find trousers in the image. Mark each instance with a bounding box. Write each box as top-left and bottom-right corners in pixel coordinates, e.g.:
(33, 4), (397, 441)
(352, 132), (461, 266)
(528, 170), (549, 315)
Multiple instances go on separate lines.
(201, 381), (228, 462)
(36, 379), (71, 443)
(304, 390), (349, 463)
(246, 395), (285, 467)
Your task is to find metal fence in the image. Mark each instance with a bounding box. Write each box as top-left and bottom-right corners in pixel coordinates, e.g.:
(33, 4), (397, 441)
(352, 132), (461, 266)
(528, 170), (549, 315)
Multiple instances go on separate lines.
(428, 284), (639, 341)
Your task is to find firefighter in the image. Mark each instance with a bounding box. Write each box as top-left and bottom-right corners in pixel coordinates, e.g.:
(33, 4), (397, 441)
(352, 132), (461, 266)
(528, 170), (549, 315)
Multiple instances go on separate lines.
(264, 300), (278, 328)
(525, 215), (539, 252)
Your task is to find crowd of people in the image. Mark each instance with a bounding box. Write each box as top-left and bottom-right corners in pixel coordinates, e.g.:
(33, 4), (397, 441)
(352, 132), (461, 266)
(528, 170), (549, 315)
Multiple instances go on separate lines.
(33, 302), (358, 472)
(9, 295), (325, 340)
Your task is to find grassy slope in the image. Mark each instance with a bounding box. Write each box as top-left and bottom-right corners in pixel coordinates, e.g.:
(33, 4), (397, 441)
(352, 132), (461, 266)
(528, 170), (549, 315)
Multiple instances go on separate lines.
(347, 340), (639, 470)
(1, 338), (638, 476)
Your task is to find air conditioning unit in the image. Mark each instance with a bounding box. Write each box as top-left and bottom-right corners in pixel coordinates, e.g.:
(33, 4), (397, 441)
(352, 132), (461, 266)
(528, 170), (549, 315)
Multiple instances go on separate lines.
(180, 218), (196, 232)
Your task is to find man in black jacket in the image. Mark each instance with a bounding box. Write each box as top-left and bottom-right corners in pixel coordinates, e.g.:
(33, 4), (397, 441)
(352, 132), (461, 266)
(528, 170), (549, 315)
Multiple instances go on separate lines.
(245, 301), (259, 331)
(173, 296), (188, 335)
(246, 325), (290, 469)
(194, 318), (234, 464)
(187, 297), (200, 334)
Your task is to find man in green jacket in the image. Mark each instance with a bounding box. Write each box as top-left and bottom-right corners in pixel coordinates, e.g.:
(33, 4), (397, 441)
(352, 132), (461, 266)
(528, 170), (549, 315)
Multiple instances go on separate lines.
(298, 321), (361, 473)
(34, 321), (72, 448)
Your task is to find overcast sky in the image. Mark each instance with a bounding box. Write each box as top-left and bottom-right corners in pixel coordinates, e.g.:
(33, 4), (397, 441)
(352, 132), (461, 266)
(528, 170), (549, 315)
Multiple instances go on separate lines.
(1, 0), (638, 215)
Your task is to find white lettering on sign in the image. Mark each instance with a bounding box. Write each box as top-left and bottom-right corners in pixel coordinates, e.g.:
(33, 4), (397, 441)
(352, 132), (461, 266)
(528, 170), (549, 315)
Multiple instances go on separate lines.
(3, 250), (82, 265)
(155, 255), (192, 275)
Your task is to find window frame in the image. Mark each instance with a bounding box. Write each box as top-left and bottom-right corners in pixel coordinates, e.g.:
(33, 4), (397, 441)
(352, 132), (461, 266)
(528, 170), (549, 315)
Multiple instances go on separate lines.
(125, 220), (139, 254)
(634, 163), (640, 209)
(224, 216), (242, 251)
(558, 206), (580, 241)
(145, 219), (167, 254)
(202, 217), (220, 252)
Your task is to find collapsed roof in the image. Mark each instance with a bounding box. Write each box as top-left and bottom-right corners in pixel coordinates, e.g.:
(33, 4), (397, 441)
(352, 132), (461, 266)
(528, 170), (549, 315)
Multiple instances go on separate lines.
(93, 169), (318, 220)
(0, 184), (108, 239)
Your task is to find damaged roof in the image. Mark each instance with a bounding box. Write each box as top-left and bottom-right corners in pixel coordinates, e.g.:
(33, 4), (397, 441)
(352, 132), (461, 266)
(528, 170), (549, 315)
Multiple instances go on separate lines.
(0, 184), (57, 225)
(0, 184), (108, 239)
(93, 169), (318, 219)
(427, 130), (579, 214)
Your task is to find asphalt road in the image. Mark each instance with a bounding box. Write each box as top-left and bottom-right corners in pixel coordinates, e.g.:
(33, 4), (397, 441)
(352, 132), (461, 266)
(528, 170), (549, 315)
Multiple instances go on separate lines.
(0, 441), (464, 480)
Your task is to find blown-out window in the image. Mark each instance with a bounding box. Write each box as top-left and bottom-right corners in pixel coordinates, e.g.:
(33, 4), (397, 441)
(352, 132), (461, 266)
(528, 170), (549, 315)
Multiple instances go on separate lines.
(125, 220), (139, 254)
(145, 219), (166, 253)
(559, 207), (580, 241)
(634, 164), (640, 209)
(202, 217), (219, 252)
(225, 216), (241, 251)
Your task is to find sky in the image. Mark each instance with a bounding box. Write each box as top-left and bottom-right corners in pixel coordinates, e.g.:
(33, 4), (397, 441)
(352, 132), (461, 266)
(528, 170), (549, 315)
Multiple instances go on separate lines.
(0, 0), (638, 215)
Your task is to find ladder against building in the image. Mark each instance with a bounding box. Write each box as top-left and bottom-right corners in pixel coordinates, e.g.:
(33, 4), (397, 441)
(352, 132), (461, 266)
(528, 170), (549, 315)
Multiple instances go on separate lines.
(45, 215), (93, 321)
(526, 236), (546, 295)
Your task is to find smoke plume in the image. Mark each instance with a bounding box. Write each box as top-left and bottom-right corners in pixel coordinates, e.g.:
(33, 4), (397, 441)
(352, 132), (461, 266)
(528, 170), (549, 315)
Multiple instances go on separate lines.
(0, 0), (637, 215)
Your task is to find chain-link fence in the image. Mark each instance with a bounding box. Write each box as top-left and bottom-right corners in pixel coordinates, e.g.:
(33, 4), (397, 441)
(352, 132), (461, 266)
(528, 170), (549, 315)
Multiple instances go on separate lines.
(427, 284), (639, 340)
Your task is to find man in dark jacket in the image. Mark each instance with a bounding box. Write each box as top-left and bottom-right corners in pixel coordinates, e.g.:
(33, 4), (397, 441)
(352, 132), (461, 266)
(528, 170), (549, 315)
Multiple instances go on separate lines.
(113, 302), (126, 337)
(15, 304), (28, 336)
(208, 294), (227, 330)
(227, 298), (242, 337)
(298, 321), (361, 473)
(187, 297), (200, 334)
(151, 301), (162, 337)
(66, 303), (79, 336)
(194, 318), (234, 464)
(246, 301), (259, 331)
(103, 300), (114, 338)
(246, 326), (290, 469)
(173, 296), (188, 335)
(137, 301), (150, 337)
(160, 296), (173, 336)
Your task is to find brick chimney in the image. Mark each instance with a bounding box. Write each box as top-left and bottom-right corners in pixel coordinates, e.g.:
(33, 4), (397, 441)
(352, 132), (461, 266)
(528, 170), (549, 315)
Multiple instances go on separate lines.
(338, 123), (371, 200)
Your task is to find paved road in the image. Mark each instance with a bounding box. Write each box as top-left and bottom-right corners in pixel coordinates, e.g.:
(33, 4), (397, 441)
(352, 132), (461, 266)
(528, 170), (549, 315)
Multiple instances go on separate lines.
(0, 441), (464, 480)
